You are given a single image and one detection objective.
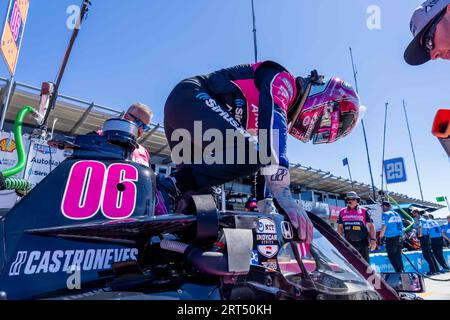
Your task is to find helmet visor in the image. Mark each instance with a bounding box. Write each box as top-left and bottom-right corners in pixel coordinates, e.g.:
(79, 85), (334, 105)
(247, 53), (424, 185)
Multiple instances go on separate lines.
(289, 107), (324, 142)
(312, 130), (331, 144)
(312, 106), (340, 144)
(312, 108), (356, 144)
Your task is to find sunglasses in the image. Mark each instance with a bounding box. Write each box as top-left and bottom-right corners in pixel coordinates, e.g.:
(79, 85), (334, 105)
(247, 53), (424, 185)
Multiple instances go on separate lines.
(346, 198), (357, 202)
(423, 9), (447, 52)
(126, 113), (151, 132)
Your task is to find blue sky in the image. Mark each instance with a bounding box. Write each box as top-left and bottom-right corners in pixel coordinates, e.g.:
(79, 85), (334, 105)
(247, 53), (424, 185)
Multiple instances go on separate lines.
(1, 0), (449, 204)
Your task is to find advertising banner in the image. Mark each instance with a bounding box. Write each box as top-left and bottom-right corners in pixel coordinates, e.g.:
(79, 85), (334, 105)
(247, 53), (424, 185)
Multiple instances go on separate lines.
(23, 139), (68, 187)
(370, 250), (450, 273)
(0, 0), (30, 75)
(0, 131), (29, 209)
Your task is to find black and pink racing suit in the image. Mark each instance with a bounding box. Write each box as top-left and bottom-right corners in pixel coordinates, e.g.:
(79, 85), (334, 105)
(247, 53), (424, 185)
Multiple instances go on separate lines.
(162, 60), (313, 243)
(164, 60), (297, 197)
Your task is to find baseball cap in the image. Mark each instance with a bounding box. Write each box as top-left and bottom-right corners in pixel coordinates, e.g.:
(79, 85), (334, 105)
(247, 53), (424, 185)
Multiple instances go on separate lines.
(404, 0), (450, 65)
(381, 200), (391, 207)
(345, 191), (360, 200)
(410, 206), (425, 214)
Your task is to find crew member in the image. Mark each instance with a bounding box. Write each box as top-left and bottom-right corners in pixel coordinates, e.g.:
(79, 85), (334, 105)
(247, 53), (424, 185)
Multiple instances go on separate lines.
(412, 209), (439, 275)
(379, 201), (405, 272)
(97, 102), (152, 166)
(427, 214), (450, 271)
(337, 191), (377, 263)
(442, 215), (450, 247)
(404, 0), (450, 65)
(96, 103), (169, 215)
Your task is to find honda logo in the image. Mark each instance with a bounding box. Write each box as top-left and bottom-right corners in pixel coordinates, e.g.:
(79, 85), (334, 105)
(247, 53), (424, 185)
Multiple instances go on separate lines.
(281, 221), (294, 240)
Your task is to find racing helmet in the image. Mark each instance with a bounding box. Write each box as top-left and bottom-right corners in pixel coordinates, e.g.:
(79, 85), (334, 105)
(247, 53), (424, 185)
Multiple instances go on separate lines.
(288, 73), (361, 144)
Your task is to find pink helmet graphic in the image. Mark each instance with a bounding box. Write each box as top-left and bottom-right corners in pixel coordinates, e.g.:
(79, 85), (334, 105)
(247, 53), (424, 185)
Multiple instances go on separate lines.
(288, 77), (360, 144)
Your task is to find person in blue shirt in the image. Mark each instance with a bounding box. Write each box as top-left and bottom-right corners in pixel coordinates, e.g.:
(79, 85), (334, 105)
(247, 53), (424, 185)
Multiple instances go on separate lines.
(412, 209), (439, 275)
(442, 215), (450, 247)
(379, 201), (405, 272)
(427, 214), (450, 272)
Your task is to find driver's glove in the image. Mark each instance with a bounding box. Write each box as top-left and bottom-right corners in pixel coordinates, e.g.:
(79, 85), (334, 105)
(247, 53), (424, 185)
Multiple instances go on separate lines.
(264, 166), (313, 244)
(257, 198), (277, 214)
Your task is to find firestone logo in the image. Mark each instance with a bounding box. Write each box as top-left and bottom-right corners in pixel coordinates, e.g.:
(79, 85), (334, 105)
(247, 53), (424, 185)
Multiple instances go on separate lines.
(8, 248), (138, 276)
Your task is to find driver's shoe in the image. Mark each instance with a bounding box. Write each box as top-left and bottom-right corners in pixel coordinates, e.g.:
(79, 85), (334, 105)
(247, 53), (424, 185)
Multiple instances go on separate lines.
(156, 175), (181, 214)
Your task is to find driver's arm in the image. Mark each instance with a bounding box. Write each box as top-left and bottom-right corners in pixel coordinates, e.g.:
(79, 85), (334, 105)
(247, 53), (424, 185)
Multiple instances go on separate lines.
(255, 63), (313, 244)
(265, 168), (313, 244)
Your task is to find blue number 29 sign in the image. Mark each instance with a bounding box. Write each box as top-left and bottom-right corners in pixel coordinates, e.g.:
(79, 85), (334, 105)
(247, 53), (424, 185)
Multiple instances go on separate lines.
(384, 158), (407, 184)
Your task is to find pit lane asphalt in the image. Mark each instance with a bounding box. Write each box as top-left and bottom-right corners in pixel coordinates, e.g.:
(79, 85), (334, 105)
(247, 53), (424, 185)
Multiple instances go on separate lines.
(418, 272), (450, 300)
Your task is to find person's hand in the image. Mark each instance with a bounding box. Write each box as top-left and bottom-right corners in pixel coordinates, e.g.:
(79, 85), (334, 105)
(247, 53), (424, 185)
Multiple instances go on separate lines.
(256, 199), (277, 214)
(276, 195), (314, 244)
(265, 167), (314, 244)
(370, 239), (377, 251)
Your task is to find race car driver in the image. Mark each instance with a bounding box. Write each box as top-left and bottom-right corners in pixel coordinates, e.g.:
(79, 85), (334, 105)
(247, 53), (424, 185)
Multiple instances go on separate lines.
(157, 60), (362, 244)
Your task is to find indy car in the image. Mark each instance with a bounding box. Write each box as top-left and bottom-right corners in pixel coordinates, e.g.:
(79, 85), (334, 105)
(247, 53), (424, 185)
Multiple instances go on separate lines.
(0, 107), (425, 300)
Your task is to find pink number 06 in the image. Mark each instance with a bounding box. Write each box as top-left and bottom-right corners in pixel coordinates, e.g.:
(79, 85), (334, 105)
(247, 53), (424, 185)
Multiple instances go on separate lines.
(62, 161), (138, 220)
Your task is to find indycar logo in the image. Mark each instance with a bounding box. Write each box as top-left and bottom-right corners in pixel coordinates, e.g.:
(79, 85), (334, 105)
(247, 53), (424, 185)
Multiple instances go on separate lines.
(8, 248), (138, 276)
(256, 233), (278, 244)
(257, 245), (279, 259)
